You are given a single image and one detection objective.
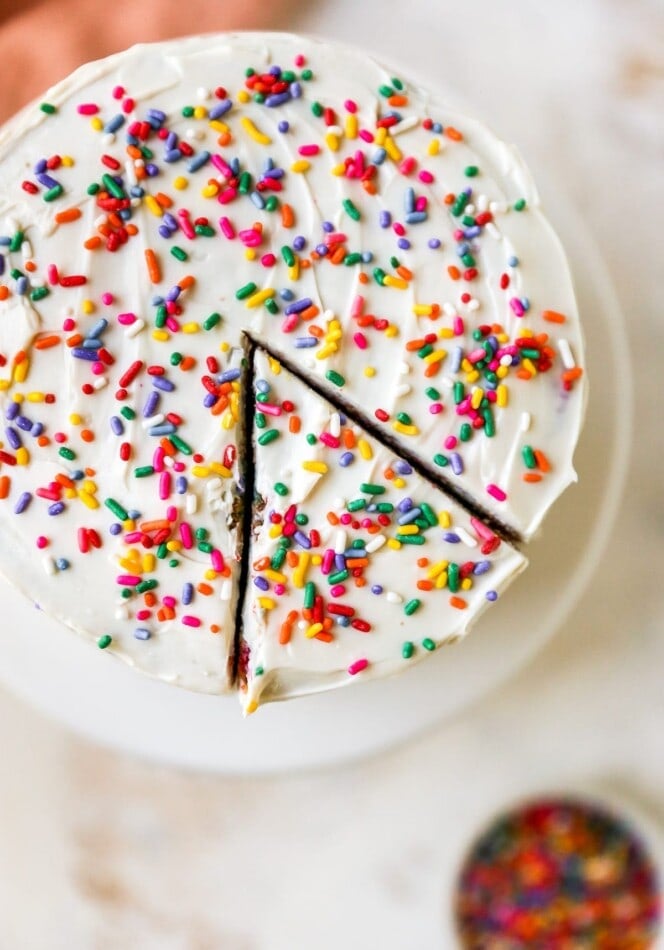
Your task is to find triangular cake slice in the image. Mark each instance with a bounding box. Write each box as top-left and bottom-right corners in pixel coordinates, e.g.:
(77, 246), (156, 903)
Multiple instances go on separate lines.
(238, 347), (527, 712)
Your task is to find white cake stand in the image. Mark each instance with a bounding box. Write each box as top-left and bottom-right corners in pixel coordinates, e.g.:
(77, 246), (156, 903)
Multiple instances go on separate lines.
(0, 187), (631, 775)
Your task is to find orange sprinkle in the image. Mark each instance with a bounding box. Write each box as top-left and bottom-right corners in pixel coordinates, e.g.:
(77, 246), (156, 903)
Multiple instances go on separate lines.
(84, 467), (96, 477)
(179, 356), (196, 371)
(108, 212), (123, 229)
(126, 224), (138, 236)
(330, 245), (346, 265)
(355, 577), (367, 588)
(25, 261), (37, 273)
(396, 265), (413, 281)
(445, 126), (463, 141)
(280, 203), (294, 228)
(126, 145), (142, 159)
(384, 467), (394, 480)
(314, 631), (334, 643)
(144, 592), (157, 608)
(211, 394), (229, 416)
(358, 272), (369, 285)
(447, 265), (461, 280)
(327, 512), (339, 526)
(562, 367), (584, 382)
(388, 95), (409, 107)
(0, 286), (9, 300)
(55, 474), (75, 488)
(516, 369), (533, 380)
(139, 519), (170, 532)
(34, 335), (61, 350)
(197, 583), (213, 596)
(450, 596), (468, 610)
(424, 362), (441, 378)
(300, 259), (311, 270)
(417, 557), (429, 568)
(308, 324), (325, 338)
(542, 309), (567, 324)
(522, 473), (543, 483)
(160, 438), (177, 457)
(406, 338), (426, 351)
(66, 334), (84, 348)
(286, 551), (299, 568)
(342, 429), (356, 449)
(37, 436), (49, 447)
(0, 475), (10, 499)
(417, 580), (434, 591)
(253, 556), (271, 571)
(155, 191), (173, 209)
(534, 449), (551, 472)
(210, 624), (220, 634)
(144, 248), (161, 284)
(55, 207), (82, 225)
(218, 132), (231, 147)
(179, 274), (195, 291)
(80, 429), (94, 443)
(289, 415), (301, 434)
(279, 621), (293, 645)
(347, 558), (369, 569)
(300, 305), (319, 321)
(444, 193), (455, 205)
(362, 180), (377, 196)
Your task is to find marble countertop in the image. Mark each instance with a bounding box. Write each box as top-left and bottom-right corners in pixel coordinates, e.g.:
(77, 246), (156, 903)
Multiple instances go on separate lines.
(1, 1), (663, 947)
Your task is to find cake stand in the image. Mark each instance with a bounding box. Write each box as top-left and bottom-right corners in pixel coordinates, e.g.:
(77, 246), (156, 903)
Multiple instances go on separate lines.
(0, 184), (631, 775)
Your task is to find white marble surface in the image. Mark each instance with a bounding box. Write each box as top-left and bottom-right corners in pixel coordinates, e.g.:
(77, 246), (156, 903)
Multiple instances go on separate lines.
(1, 1), (663, 947)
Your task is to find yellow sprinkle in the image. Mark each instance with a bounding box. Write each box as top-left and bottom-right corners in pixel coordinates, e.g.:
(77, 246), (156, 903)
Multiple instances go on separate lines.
(268, 356), (281, 375)
(64, 488), (76, 500)
(311, 555), (322, 566)
(142, 554), (156, 573)
(364, 366), (376, 378)
(392, 421), (419, 436)
(496, 365), (509, 379)
(245, 288), (275, 309)
(269, 524), (283, 539)
(209, 462), (232, 477)
(398, 524), (420, 535)
(288, 260), (300, 281)
(120, 557), (142, 574)
(292, 552), (310, 588)
(439, 327), (454, 339)
(413, 304), (436, 316)
(166, 540), (182, 552)
(424, 349), (446, 365)
(331, 163), (345, 177)
(471, 388), (484, 410)
(427, 560), (449, 580)
(496, 384), (508, 407)
(393, 477), (406, 489)
(245, 248), (257, 262)
(220, 342), (230, 353)
(383, 135), (402, 161)
(325, 132), (340, 152)
(13, 359), (29, 383)
(374, 127), (387, 146)
(438, 510), (451, 528)
(237, 90), (251, 104)
(0, 380), (10, 391)
(77, 490), (98, 509)
(123, 521), (136, 533)
(263, 569), (287, 584)
(302, 461), (328, 474)
(497, 332), (509, 343)
(435, 571), (449, 590)
(15, 447), (29, 466)
(144, 195), (163, 217)
(204, 569), (217, 581)
(358, 438), (373, 460)
(306, 623), (323, 639)
(461, 358), (473, 373)
(240, 116), (271, 144)
(522, 358), (537, 376)
(427, 138), (441, 156)
(245, 700), (258, 715)
(193, 105), (207, 120)
(81, 299), (95, 314)
(13, 393), (25, 403)
(90, 117), (103, 132)
(209, 120), (229, 133)
(465, 369), (480, 383)
(345, 114), (358, 139)
(191, 465), (211, 478)
(316, 344), (337, 361)
(152, 330), (170, 342)
(383, 275), (408, 290)
(461, 578), (473, 591)
(258, 596), (276, 610)
(521, 328), (534, 338)
(201, 183), (219, 198)
(384, 325), (399, 338)
(291, 159), (310, 173)
(182, 322), (200, 334)
(221, 411), (236, 431)
(61, 155), (74, 167)
(69, 413), (82, 425)
(173, 176), (188, 190)
(387, 538), (402, 551)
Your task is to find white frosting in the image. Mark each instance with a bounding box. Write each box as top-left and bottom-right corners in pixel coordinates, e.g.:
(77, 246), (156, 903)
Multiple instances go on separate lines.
(0, 33), (584, 699)
(242, 350), (527, 710)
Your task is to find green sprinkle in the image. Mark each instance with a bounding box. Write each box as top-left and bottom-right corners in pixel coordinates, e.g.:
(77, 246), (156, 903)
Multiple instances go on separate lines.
(105, 498), (129, 521)
(255, 666), (264, 677)
(136, 580), (158, 594)
(328, 569), (349, 585)
(311, 101), (323, 118)
(195, 225), (215, 237)
(102, 173), (125, 199)
(448, 563), (460, 592)
(156, 543), (168, 560)
(422, 638), (436, 652)
(198, 541), (213, 554)
(121, 589), (132, 599)
(87, 183), (100, 196)
(464, 165), (479, 177)
(97, 635), (112, 649)
(203, 311), (221, 331)
(271, 546), (286, 570)
(521, 348), (541, 359)
(425, 387), (441, 400)
(181, 106), (194, 118)
(301, 68), (313, 80)
(9, 231), (24, 252)
(258, 429), (279, 446)
(281, 245), (295, 267)
(396, 412), (412, 425)
(306, 433), (317, 446)
(303, 582), (316, 609)
(265, 196), (278, 212)
(253, 93), (265, 104)
(351, 539), (364, 549)
(404, 598), (421, 616)
(155, 305), (167, 328)
(396, 534), (426, 545)
(376, 502), (394, 513)
(134, 465), (154, 478)
(274, 482), (289, 496)
(195, 528), (208, 541)
(373, 267), (386, 286)
(30, 286), (49, 302)
(451, 192), (470, 217)
(461, 253), (475, 268)
(43, 184), (63, 202)
(483, 410), (495, 438)
(392, 77), (404, 91)
(282, 71), (296, 82)
(418, 344), (434, 359)
(347, 498), (366, 512)
(378, 84), (394, 97)
(238, 171), (252, 194)
(168, 559), (179, 568)
(420, 503), (438, 527)
(453, 381), (465, 404)
(326, 370), (345, 387)
(171, 246), (188, 262)
(256, 392), (269, 404)
(295, 513), (308, 526)
(265, 297), (279, 315)
(460, 423), (472, 442)
(414, 518), (430, 531)
(58, 446), (75, 461)
(402, 641), (415, 659)
(522, 445), (537, 469)
(343, 198), (361, 221)
(120, 406), (136, 420)
(344, 253), (363, 266)
(514, 198), (527, 211)
(170, 352), (182, 367)
(235, 282), (257, 301)
(360, 483), (386, 495)
(255, 412), (266, 429)
(434, 453), (449, 467)
(40, 102), (57, 114)
(169, 434), (192, 455)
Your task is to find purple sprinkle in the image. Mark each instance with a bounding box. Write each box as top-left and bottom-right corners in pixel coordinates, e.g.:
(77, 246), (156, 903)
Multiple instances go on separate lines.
(37, 172), (59, 189)
(450, 452), (464, 475)
(175, 476), (187, 494)
(371, 585), (383, 595)
(166, 285), (181, 302)
(339, 452), (354, 467)
(295, 337), (318, 348)
(294, 530), (311, 549)
(315, 244), (328, 256)
(379, 210), (391, 228)
(31, 422), (44, 437)
(209, 99), (233, 120)
(110, 416), (124, 436)
(284, 297), (312, 315)
(182, 582), (194, 605)
(158, 225), (171, 239)
(254, 576), (270, 591)
(397, 238), (411, 250)
(217, 368), (241, 384)
(322, 221), (334, 233)
(48, 501), (65, 516)
(397, 497), (413, 513)
(142, 390), (160, 418)
(486, 590), (498, 602)
(5, 427), (21, 450)
(109, 523), (122, 535)
(290, 82), (302, 99)
(71, 347), (98, 361)
(16, 415), (32, 431)
(443, 531), (461, 543)
(266, 92), (291, 107)
(34, 158), (47, 174)
(5, 401), (19, 421)
(292, 235), (306, 251)
(473, 560), (491, 575)
(14, 491), (31, 514)
(428, 238), (441, 249)
(134, 628), (151, 640)
(334, 554), (346, 572)
(152, 376), (175, 392)
(278, 120), (289, 133)
(203, 393), (216, 408)
(394, 460), (412, 475)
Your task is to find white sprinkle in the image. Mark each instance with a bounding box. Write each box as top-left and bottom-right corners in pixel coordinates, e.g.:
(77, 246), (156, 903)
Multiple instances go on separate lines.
(386, 591), (403, 604)
(197, 86), (210, 100)
(465, 203), (476, 215)
(330, 412), (341, 438)
(220, 580), (232, 601)
(398, 361), (411, 375)
(297, 620), (308, 631)
(185, 492), (198, 515)
(520, 412), (531, 432)
(477, 194), (489, 212)
(366, 535), (387, 554)
(92, 376), (108, 390)
(443, 302), (456, 317)
(327, 124), (343, 136)
(390, 115), (419, 136)
(114, 605), (130, 621)
(102, 133), (116, 147)
(500, 354), (513, 366)
(125, 159), (137, 187)
(454, 526), (477, 548)
(558, 338), (576, 369)
(395, 383), (412, 398)
(42, 556), (56, 575)
(206, 477), (223, 497)
(468, 298), (480, 311)
(125, 319), (145, 338)
(21, 240), (33, 260)
(334, 530), (347, 554)
(142, 413), (164, 429)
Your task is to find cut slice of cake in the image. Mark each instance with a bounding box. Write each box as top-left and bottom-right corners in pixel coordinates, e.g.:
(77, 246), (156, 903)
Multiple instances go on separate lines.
(238, 347), (527, 712)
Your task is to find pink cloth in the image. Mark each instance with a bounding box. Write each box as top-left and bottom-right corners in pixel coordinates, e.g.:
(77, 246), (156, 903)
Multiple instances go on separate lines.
(0, 2), (293, 120)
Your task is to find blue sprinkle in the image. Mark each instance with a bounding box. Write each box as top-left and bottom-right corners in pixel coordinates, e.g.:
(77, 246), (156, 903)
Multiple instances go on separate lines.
(134, 628), (152, 640)
(71, 347), (98, 361)
(69, 470), (85, 481)
(432, 122), (443, 133)
(508, 255), (519, 267)
(152, 376), (175, 392)
(164, 148), (182, 163)
(338, 616), (351, 627)
(294, 336), (318, 348)
(372, 148), (387, 165)
(127, 509), (141, 520)
(182, 582), (194, 605)
(398, 507), (422, 526)
(279, 288), (295, 301)
(15, 276), (28, 295)
(452, 346), (463, 373)
(104, 113), (125, 134)
(87, 318), (108, 339)
(339, 452), (354, 467)
(255, 379), (270, 394)
(56, 558), (70, 571)
(404, 187), (415, 213)
(405, 211), (427, 224)
(250, 191), (266, 210)
(361, 251), (373, 263)
(81, 338), (102, 349)
(217, 368), (241, 384)
(148, 423), (176, 436)
(187, 150), (211, 173)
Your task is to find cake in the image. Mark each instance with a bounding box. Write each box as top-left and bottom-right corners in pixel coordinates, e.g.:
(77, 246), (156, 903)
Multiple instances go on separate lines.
(0, 33), (585, 711)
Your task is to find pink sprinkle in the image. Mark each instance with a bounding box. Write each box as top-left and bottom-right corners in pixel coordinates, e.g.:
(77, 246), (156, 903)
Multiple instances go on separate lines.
(358, 128), (374, 143)
(353, 332), (367, 349)
(468, 347), (487, 364)
(429, 403), (443, 414)
(260, 402), (282, 417)
(239, 228), (262, 247)
(445, 436), (458, 450)
(330, 584), (346, 597)
(153, 447), (165, 473)
(393, 222), (406, 237)
(46, 264), (59, 286)
(419, 170), (434, 184)
(219, 216), (236, 239)
(117, 312), (136, 325)
(159, 471), (171, 500)
(165, 316), (179, 333)
(325, 232), (347, 246)
(298, 144), (320, 156)
(166, 505), (177, 522)
(321, 549), (335, 576)
(351, 295), (365, 318)
(211, 549), (225, 572)
(509, 297), (525, 317)
(77, 103), (99, 115)
(122, 97), (135, 114)
(91, 362), (104, 375)
(453, 315), (465, 335)
(62, 317), (76, 331)
(112, 85), (124, 100)
(344, 99), (358, 114)
(339, 513), (352, 525)
(415, 196), (428, 212)
(123, 532), (143, 544)
(218, 187), (238, 205)
(399, 156), (416, 175)
(36, 536), (48, 549)
(178, 212), (195, 239)
(487, 483), (507, 502)
(261, 253), (276, 267)
(319, 432), (340, 448)
(470, 516), (495, 541)
(173, 461), (185, 473)
(101, 292), (114, 305)
(179, 522), (193, 549)
(294, 53), (305, 67)
(136, 609), (151, 621)
(211, 153), (233, 177)
(182, 615), (201, 628)
(274, 584), (286, 596)
(163, 596), (176, 609)
(116, 574), (141, 586)
(281, 313), (298, 334)
(348, 658), (369, 676)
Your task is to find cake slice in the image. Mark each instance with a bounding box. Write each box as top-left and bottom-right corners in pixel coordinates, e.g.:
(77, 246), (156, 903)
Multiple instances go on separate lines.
(239, 347), (527, 712)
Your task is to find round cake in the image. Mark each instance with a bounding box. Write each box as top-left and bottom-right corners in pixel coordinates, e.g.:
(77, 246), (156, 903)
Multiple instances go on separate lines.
(0, 32), (585, 712)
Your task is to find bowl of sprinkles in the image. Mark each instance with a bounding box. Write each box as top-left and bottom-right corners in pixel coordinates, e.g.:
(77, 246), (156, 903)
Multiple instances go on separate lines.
(453, 793), (662, 948)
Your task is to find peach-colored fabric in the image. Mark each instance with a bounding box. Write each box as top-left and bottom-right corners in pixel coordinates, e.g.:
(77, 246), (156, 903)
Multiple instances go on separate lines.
(0, 1), (293, 121)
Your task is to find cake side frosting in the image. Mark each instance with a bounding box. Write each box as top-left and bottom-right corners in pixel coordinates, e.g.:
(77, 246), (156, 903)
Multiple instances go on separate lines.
(0, 33), (585, 696)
